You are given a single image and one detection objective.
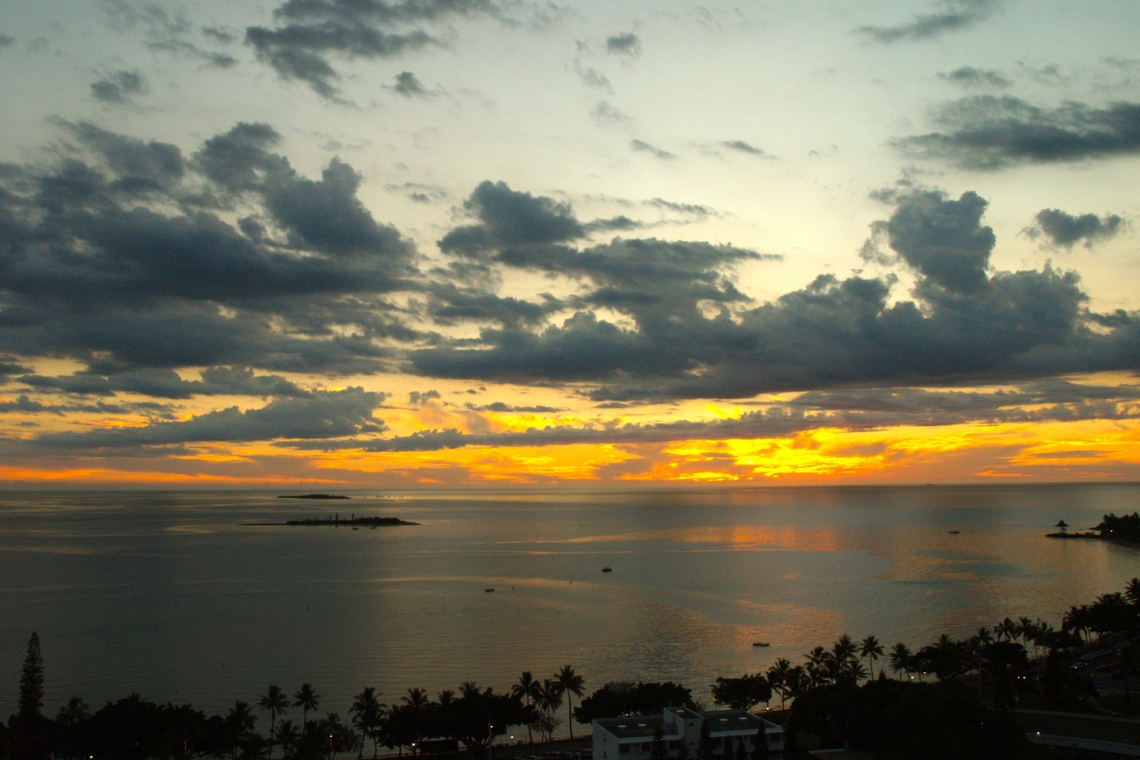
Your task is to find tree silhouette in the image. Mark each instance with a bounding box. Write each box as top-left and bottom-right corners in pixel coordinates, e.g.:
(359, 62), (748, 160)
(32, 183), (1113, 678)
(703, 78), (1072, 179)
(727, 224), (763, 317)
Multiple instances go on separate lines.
(511, 672), (539, 745)
(553, 665), (585, 740)
(294, 684), (320, 737)
(225, 701), (258, 760)
(860, 636), (883, 680)
(766, 659), (792, 711)
(650, 725), (669, 760)
(275, 719), (300, 760)
(889, 642), (912, 680)
(19, 632), (45, 721)
(349, 688), (384, 760)
(535, 680), (563, 741)
(259, 686), (290, 759)
(695, 720), (713, 760)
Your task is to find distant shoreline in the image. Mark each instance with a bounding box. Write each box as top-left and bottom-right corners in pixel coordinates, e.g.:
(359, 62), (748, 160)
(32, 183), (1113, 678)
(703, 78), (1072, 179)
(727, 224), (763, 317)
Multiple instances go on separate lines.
(277, 493), (350, 499)
(1046, 532), (1140, 545)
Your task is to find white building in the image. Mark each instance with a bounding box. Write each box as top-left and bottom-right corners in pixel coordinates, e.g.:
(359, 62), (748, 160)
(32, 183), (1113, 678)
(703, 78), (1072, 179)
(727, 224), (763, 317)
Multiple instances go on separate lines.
(593, 708), (784, 760)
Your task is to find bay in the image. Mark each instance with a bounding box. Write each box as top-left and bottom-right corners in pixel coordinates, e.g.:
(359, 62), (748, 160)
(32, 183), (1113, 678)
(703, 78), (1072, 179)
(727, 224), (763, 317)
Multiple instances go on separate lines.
(1, 483), (1138, 725)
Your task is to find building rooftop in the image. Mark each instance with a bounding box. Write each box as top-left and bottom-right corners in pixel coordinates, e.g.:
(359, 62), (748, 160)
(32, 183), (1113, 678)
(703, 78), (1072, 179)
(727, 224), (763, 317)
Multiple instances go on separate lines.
(594, 715), (671, 740)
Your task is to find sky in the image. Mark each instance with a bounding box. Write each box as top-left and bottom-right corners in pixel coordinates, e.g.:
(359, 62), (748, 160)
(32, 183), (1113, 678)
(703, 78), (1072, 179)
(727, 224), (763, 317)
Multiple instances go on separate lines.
(0, 0), (1139, 487)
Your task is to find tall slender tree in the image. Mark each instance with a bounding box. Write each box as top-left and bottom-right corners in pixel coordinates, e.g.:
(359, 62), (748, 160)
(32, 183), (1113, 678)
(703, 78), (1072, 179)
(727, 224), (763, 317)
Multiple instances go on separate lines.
(553, 665), (585, 741)
(512, 672), (539, 745)
(260, 686), (290, 759)
(18, 632), (45, 721)
(860, 636), (883, 681)
(889, 642), (912, 680)
(294, 684), (321, 737)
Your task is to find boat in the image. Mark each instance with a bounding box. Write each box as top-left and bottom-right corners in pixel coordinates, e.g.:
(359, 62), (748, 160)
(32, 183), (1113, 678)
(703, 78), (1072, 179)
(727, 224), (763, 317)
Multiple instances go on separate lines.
(485, 588), (495, 593)
(948, 530), (960, 535)
(752, 642), (770, 647)
(602, 566), (613, 572)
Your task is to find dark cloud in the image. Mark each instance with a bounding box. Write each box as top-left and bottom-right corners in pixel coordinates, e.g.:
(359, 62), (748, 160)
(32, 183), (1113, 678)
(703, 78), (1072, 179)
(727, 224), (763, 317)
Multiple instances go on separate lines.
(938, 66), (1010, 88)
(90, 70), (146, 104)
(413, 186), (1140, 401)
(571, 59), (612, 92)
(857, 0), (997, 43)
(25, 388), (385, 451)
(0, 34), (14, 48)
(393, 71), (428, 97)
(721, 140), (768, 157)
(0, 120), (420, 379)
(895, 95), (1140, 169)
(605, 33), (640, 58)
(17, 367), (308, 400)
(408, 389), (440, 405)
(465, 401), (562, 413)
(630, 139), (675, 161)
(245, 0), (503, 99)
(425, 283), (562, 329)
(1025, 209), (1125, 249)
(439, 180), (586, 257)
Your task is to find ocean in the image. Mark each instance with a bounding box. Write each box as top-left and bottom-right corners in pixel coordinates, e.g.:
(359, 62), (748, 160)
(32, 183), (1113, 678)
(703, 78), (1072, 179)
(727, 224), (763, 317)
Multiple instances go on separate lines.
(1, 484), (1138, 726)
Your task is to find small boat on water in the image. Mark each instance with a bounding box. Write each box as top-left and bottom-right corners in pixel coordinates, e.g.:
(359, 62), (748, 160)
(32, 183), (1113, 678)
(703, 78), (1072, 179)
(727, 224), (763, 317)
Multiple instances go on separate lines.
(752, 642), (770, 647)
(948, 530), (960, 535)
(602, 566), (613, 573)
(485, 587), (495, 593)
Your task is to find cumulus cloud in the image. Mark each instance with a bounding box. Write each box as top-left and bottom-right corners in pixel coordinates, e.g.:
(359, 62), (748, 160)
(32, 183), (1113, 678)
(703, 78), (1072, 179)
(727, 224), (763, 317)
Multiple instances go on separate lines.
(1023, 209), (1125, 249)
(938, 66), (1010, 88)
(413, 185), (1140, 401)
(591, 100), (631, 125)
(0, 120), (420, 377)
(895, 95), (1140, 169)
(857, 0), (998, 43)
(101, 1), (237, 67)
(244, 0), (506, 99)
(90, 70), (146, 103)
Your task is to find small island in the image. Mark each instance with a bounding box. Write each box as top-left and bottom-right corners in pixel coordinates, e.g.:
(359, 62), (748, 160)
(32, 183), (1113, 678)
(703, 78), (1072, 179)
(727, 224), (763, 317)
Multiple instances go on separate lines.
(244, 513), (419, 527)
(1047, 512), (1140, 542)
(277, 493), (351, 499)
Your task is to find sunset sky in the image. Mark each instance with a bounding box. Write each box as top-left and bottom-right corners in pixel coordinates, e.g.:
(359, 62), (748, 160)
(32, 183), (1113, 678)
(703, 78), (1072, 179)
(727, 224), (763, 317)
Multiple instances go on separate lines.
(0, 0), (1139, 486)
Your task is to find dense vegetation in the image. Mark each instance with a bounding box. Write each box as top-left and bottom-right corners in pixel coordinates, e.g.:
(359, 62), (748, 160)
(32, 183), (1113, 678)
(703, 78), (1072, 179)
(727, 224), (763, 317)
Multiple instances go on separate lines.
(8, 577), (1140, 760)
(1096, 512), (1140, 539)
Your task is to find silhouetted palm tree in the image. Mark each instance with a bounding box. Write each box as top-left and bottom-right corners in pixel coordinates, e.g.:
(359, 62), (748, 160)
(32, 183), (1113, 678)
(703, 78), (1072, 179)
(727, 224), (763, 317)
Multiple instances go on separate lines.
(512, 672), (539, 744)
(889, 642), (912, 680)
(554, 665), (585, 740)
(260, 686), (290, 759)
(1127, 578), (1140, 605)
(294, 684), (320, 737)
(860, 636), (883, 680)
(275, 720), (300, 760)
(766, 659), (792, 710)
(997, 617), (1018, 643)
(536, 679), (563, 741)
(226, 701), (258, 760)
(349, 687), (384, 760)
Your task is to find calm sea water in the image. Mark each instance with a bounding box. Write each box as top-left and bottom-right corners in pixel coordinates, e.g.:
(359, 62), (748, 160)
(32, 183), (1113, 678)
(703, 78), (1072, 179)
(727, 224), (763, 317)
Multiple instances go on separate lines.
(1, 484), (1139, 724)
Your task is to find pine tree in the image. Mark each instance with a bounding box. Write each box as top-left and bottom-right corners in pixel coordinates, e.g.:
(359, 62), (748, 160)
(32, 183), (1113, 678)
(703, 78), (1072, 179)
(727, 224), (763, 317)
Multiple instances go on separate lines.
(650, 725), (669, 760)
(751, 728), (768, 760)
(696, 720), (714, 760)
(675, 737), (691, 760)
(18, 632), (44, 721)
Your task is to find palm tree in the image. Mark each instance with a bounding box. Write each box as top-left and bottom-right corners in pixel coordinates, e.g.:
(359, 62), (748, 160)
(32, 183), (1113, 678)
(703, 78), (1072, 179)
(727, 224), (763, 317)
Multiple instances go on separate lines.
(349, 687), (384, 760)
(1017, 616), (1033, 651)
(1127, 578), (1140, 606)
(512, 672), (539, 744)
(294, 684), (320, 737)
(860, 636), (884, 680)
(259, 686), (290, 759)
(460, 681), (484, 699)
(996, 617), (1018, 643)
(275, 720), (300, 760)
(766, 659), (792, 711)
(402, 688), (430, 709)
(226, 701), (258, 760)
(535, 679), (563, 741)
(889, 642), (912, 680)
(554, 665), (585, 740)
